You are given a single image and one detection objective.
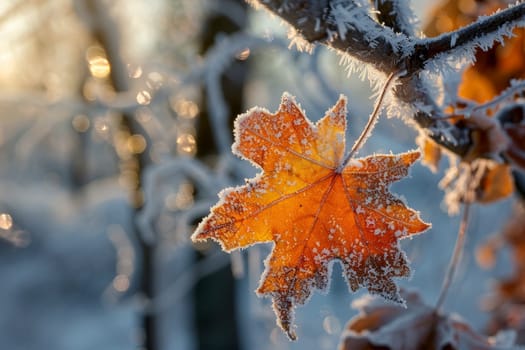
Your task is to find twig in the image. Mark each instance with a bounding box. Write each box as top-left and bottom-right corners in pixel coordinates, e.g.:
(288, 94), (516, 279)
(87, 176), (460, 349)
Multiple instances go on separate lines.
(459, 80), (525, 117)
(435, 201), (471, 312)
(426, 79), (525, 121)
(413, 2), (525, 67)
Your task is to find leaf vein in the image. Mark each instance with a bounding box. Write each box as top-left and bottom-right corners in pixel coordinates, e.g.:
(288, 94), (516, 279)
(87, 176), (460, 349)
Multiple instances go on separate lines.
(246, 128), (334, 170)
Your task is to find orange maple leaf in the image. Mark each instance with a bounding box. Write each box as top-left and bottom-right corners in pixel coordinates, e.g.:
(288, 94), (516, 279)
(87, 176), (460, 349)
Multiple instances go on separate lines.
(192, 93), (430, 340)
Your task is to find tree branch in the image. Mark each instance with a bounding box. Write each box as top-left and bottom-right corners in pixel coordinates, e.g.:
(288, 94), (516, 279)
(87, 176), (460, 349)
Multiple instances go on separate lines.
(252, 0), (409, 72)
(249, 0), (525, 158)
(412, 2), (525, 69)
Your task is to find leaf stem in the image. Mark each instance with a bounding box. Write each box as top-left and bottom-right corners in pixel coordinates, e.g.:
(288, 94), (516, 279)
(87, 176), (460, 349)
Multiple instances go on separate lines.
(341, 70), (401, 168)
(435, 201), (471, 312)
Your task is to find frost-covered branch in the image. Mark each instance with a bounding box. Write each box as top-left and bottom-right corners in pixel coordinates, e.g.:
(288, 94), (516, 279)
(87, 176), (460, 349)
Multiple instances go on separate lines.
(454, 79), (525, 117)
(251, 0), (411, 73)
(249, 0), (525, 158)
(253, 0), (525, 80)
(412, 2), (525, 70)
(370, 0), (416, 36)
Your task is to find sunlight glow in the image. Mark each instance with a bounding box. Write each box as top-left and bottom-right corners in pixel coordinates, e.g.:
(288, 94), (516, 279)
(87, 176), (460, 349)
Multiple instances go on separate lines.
(95, 119), (109, 132)
(165, 182), (194, 211)
(176, 133), (196, 155)
(113, 274), (130, 292)
(107, 225), (134, 295)
(0, 213), (13, 230)
(136, 90), (152, 105)
(128, 64), (143, 78)
(171, 97), (199, 118)
(72, 115), (90, 133)
(236, 48), (251, 60)
(86, 46), (111, 79)
(147, 71), (163, 90)
(89, 56), (111, 78)
(127, 134), (147, 154)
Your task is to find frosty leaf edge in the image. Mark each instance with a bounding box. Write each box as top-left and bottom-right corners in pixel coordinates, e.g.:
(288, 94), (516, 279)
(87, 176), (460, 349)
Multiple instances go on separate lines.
(191, 93), (430, 340)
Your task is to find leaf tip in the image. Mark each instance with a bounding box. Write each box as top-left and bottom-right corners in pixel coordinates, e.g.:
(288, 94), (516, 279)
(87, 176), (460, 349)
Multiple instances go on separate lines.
(190, 219), (206, 243)
(280, 319), (298, 341)
(279, 92), (307, 117)
(189, 231), (201, 243)
(190, 221), (212, 244)
(422, 220), (432, 231)
(383, 289), (407, 308)
(286, 329), (298, 341)
(405, 149), (423, 165)
(190, 213), (233, 252)
(280, 90), (295, 100)
(337, 93), (348, 107)
(331, 93), (348, 121)
(270, 293), (299, 340)
(280, 91), (297, 107)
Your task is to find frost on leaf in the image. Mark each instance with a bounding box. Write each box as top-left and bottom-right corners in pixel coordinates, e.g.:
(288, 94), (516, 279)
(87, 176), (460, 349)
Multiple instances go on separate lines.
(340, 291), (521, 350)
(191, 93), (429, 340)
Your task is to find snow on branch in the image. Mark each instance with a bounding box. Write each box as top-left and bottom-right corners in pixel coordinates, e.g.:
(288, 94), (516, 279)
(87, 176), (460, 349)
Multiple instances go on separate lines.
(252, 0), (525, 81)
(370, 0), (418, 37)
(411, 1), (525, 71)
(454, 79), (525, 118)
(250, 0), (413, 73)
(249, 0), (525, 158)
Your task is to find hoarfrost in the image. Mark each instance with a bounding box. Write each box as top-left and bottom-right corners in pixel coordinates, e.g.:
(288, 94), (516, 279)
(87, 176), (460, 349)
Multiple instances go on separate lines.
(450, 32), (458, 47)
(424, 2), (525, 76)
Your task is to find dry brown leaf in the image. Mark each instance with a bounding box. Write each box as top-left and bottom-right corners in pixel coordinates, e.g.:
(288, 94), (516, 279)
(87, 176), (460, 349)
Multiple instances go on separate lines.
(421, 0), (525, 208)
(477, 163), (515, 203)
(339, 291), (520, 350)
(416, 133), (442, 173)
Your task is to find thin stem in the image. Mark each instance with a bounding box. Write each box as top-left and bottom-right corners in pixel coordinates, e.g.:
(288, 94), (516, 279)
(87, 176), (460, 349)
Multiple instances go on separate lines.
(462, 80), (525, 116)
(340, 70), (401, 168)
(435, 201), (471, 312)
(429, 79), (525, 121)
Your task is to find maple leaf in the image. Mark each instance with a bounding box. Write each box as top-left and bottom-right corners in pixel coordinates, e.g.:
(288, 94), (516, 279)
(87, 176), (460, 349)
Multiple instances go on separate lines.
(192, 93), (430, 340)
